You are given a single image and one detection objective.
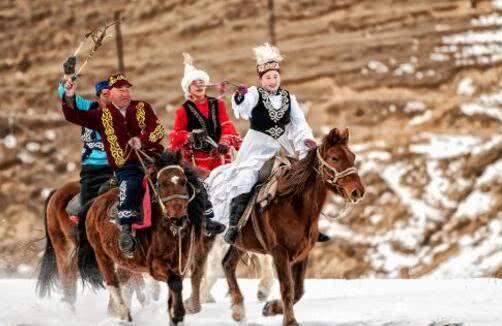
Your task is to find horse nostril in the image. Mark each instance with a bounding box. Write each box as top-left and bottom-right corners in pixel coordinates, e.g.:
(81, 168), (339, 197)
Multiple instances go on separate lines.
(351, 189), (363, 200)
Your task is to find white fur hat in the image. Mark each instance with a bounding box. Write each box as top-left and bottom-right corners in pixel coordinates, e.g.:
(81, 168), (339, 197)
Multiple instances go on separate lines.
(180, 53), (210, 99)
(253, 43), (283, 76)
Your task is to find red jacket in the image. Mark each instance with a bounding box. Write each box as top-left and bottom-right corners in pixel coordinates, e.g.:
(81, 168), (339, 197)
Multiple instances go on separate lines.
(62, 98), (165, 170)
(168, 97), (241, 172)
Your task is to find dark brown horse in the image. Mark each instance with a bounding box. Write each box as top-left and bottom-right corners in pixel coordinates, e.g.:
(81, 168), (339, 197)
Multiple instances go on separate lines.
(36, 181), (147, 309)
(82, 151), (205, 325)
(223, 128), (365, 326)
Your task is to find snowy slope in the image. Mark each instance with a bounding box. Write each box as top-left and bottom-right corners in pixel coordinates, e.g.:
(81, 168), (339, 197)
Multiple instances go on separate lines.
(0, 278), (501, 326)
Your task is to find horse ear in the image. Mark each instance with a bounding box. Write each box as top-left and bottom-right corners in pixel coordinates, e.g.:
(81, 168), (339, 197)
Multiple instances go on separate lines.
(341, 128), (349, 144)
(327, 128), (340, 144)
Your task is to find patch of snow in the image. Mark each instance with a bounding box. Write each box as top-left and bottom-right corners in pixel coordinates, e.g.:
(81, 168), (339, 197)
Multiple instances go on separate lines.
(2, 134), (17, 148)
(493, 0), (502, 9)
(471, 14), (502, 27)
(454, 190), (494, 219)
(457, 77), (476, 96)
(476, 159), (502, 186)
(404, 101), (426, 113)
(461, 103), (502, 122)
(409, 110), (432, 126)
(367, 60), (389, 73)
(430, 53), (449, 62)
(394, 63), (415, 75)
(409, 134), (481, 159)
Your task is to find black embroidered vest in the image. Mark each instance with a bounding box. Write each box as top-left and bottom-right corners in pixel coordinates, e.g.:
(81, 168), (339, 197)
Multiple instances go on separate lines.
(183, 97), (221, 152)
(249, 87), (291, 139)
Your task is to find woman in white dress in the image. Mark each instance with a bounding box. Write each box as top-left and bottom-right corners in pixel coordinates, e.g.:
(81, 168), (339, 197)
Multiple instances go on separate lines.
(206, 43), (319, 244)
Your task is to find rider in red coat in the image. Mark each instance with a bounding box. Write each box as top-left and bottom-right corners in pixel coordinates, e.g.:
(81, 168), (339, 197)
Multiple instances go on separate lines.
(168, 53), (241, 173)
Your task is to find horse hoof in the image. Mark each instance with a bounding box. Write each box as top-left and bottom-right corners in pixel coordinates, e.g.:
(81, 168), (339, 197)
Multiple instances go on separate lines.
(262, 300), (282, 317)
(231, 303), (245, 321)
(257, 290), (269, 302)
(284, 320), (299, 326)
(183, 298), (201, 314)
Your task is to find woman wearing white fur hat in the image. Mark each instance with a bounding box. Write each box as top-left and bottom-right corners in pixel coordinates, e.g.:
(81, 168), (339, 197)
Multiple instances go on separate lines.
(206, 43), (322, 244)
(168, 53), (241, 173)
(168, 53), (241, 236)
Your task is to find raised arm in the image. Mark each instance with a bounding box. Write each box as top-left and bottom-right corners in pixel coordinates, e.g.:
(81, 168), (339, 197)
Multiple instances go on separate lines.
(231, 86), (259, 120)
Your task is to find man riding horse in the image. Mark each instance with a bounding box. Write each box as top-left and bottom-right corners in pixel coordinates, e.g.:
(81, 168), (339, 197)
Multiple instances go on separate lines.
(58, 56), (113, 231)
(206, 43), (330, 244)
(61, 73), (166, 257)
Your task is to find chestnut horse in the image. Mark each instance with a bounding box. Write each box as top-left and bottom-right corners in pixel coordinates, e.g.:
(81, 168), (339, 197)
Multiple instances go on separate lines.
(222, 128), (365, 326)
(36, 182), (147, 309)
(81, 151), (205, 325)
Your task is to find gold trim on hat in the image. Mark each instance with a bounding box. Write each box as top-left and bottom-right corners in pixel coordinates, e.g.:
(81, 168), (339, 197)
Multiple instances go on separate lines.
(257, 61), (280, 74)
(109, 74), (127, 87)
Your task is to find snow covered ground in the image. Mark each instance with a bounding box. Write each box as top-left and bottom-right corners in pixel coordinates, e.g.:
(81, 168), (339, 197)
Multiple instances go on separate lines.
(0, 278), (501, 326)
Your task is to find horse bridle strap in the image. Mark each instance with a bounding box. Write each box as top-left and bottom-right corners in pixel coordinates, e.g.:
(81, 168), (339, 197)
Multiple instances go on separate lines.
(316, 148), (358, 185)
(156, 165), (185, 179)
(159, 182), (197, 204)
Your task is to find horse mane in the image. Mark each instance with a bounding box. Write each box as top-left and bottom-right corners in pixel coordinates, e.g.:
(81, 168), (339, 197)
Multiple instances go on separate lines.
(280, 148), (318, 197)
(280, 128), (349, 197)
(154, 151), (203, 237)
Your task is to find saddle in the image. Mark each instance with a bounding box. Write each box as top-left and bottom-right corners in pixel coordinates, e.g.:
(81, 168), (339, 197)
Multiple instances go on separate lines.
(65, 178), (116, 220)
(66, 177), (152, 230)
(237, 155), (294, 229)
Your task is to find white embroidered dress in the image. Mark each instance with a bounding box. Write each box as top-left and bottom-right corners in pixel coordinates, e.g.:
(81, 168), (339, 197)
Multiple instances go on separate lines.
(206, 86), (314, 224)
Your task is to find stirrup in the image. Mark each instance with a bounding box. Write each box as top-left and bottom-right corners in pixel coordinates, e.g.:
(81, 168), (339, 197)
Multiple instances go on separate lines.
(118, 231), (136, 258)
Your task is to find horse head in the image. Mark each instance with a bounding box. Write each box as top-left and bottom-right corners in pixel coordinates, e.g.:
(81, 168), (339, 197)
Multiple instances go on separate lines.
(153, 151), (195, 228)
(317, 128), (365, 203)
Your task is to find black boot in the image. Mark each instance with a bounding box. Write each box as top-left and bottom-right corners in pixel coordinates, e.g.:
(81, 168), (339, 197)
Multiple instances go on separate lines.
(224, 193), (252, 244)
(317, 232), (331, 243)
(202, 207), (226, 236)
(206, 219), (226, 236)
(118, 224), (136, 258)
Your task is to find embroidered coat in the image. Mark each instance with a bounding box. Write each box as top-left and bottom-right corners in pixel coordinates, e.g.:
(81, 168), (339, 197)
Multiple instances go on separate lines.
(62, 98), (165, 170)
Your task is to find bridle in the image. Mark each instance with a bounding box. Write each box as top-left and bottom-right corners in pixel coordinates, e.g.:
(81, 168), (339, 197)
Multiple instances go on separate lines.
(315, 147), (358, 187)
(155, 165), (196, 204)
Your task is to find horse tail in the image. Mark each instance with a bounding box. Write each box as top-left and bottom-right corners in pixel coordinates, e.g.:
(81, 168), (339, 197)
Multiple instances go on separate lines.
(76, 200), (104, 290)
(36, 189), (58, 298)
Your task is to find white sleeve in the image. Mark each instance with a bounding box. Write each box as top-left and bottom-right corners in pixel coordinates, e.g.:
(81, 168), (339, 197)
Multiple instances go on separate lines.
(286, 94), (314, 157)
(231, 86), (259, 120)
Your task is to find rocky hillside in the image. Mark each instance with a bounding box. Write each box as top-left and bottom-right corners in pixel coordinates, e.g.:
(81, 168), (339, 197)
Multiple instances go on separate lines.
(0, 0), (500, 278)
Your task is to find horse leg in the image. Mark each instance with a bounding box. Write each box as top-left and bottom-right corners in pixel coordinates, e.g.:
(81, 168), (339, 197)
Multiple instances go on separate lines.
(292, 257), (308, 305)
(167, 273), (185, 325)
(51, 229), (77, 308)
(257, 254), (274, 302)
(262, 247), (297, 326)
(131, 272), (147, 307)
(93, 248), (131, 321)
(145, 274), (161, 302)
(117, 268), (135, 309)
(184, 244), (207, 314)
(222, 246), (246, 322)
(200, 237), (225, 304)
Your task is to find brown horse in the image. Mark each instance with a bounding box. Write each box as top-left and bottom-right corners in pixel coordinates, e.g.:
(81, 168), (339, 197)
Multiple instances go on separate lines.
(223, 128), (365, 326)
(82, 151), (205, 325)
(36, 181), (147, 309)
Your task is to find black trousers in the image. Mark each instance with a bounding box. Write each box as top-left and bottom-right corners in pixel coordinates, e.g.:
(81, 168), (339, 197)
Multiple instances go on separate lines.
(79, 165), (114, 212)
